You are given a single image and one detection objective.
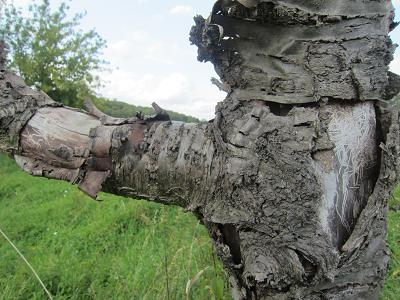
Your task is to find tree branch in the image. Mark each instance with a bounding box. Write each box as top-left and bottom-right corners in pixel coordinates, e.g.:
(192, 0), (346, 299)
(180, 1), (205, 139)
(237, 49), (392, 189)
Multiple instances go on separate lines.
(0, 43), (214, 204)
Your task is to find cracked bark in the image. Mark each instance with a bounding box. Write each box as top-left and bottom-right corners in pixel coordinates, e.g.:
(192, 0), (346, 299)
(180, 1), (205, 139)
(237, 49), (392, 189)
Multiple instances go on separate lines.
(1, 1), (400, 299)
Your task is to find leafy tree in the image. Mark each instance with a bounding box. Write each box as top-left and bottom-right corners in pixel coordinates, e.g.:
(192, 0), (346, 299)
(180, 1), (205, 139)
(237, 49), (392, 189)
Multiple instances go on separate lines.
(0, 0), (106, 107)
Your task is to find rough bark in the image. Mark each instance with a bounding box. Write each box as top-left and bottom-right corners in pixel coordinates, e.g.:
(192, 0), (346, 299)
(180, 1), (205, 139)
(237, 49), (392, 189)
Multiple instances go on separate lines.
(1, 1), (400, 299)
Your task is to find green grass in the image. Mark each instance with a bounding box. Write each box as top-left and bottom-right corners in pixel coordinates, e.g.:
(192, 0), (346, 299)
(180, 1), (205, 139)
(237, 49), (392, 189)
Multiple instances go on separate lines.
(0, 154), (230, 300)
(382, 187), (400, 300)
(0, 153), (398, 299)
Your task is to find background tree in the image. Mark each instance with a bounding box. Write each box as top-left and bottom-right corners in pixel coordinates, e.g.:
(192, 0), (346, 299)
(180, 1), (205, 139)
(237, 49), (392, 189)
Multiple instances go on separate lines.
(0, 0), (106, 107)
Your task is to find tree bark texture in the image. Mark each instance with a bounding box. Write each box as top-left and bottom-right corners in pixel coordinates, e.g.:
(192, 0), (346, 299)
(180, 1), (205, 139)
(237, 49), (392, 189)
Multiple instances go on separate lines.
(1, 1), (400, 299)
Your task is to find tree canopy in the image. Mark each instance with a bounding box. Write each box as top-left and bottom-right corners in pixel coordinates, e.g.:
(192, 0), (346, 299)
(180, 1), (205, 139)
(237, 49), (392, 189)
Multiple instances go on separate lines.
(0, 0), (106, 107)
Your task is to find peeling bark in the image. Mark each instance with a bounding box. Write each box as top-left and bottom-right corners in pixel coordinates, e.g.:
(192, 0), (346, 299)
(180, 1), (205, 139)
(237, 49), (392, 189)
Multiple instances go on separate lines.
(191, 0), (397, 105)
(1, 1), (400, 299)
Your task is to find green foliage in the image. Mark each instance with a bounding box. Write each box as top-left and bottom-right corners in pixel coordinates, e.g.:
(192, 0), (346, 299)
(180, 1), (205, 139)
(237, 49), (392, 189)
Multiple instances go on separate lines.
(0, 1), (201, 122)
(0, 0), (106, 107)
(0, 154), (229, 299)
(92, 97), (201, 123)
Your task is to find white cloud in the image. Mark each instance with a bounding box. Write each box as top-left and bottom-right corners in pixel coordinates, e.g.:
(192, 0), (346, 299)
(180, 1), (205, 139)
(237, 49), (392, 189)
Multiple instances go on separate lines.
(98, 25), (227, 120)
(11, 0), (31, 6)
(390, 54), (400, 75)
(99, 68), (225, 120)
(169, 5), (193, 16)
(104, 35), (178, 67)
(61, 3), (221, 120)
(105, 70), (187, 101)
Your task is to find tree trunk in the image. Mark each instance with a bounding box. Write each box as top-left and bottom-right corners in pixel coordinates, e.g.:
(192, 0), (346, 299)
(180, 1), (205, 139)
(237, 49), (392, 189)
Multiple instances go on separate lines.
(1, 1), (400, 299)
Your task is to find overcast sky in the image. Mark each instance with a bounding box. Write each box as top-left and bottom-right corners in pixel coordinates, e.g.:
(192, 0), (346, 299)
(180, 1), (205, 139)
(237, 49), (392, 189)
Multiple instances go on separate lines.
(11, 0), (400, 119)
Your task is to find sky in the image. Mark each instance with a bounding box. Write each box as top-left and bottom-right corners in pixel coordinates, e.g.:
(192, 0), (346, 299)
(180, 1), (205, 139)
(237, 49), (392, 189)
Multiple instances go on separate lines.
(9, 0), (400, 119)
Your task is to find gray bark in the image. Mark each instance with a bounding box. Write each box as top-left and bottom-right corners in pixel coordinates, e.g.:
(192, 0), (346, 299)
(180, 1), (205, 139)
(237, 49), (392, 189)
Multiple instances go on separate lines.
(1, 1), (400, 299)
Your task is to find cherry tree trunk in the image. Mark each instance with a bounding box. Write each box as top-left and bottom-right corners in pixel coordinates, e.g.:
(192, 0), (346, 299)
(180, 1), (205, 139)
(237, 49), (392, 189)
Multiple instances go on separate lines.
(1, 1), (400, 299)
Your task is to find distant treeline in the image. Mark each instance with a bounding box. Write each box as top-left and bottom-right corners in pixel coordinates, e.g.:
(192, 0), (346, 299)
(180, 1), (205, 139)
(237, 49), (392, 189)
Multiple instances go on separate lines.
(92, 97), (201, 123)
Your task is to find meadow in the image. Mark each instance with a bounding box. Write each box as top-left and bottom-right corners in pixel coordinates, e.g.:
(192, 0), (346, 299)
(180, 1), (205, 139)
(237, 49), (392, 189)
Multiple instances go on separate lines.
(0, 153), (398, 300)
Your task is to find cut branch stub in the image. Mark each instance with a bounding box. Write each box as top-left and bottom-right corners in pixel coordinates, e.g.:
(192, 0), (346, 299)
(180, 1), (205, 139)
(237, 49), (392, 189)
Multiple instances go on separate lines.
(148, 102), (170, 122)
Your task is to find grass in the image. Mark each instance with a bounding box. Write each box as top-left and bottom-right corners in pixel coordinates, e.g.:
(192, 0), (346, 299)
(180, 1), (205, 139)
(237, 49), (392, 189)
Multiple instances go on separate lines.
(0, 154), (230, 300)
(0, 153), (398, 299)
(382, 187), (400, 300)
